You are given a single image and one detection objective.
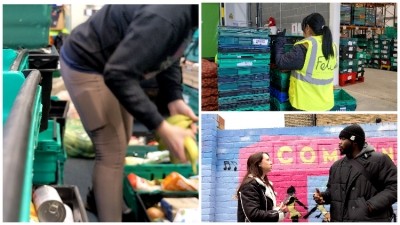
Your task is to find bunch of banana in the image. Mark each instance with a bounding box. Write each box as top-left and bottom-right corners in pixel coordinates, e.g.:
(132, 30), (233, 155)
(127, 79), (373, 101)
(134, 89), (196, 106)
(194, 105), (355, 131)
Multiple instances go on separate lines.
(157, 114), (198, 174)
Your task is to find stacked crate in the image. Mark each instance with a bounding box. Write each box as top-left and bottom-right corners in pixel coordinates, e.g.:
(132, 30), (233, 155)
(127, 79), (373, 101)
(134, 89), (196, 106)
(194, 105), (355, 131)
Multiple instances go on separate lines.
(391, 39), (397, 71)
(217, 26), (271, 111)
(365, 5), (376, 26)
(368, 37), (381, 69)
(352, 4), (366, 26)
(339, 38), (358, 86)
(270, 69), (291, 111)
(340, 4), (352, 25)
(380, 38), (392, 69)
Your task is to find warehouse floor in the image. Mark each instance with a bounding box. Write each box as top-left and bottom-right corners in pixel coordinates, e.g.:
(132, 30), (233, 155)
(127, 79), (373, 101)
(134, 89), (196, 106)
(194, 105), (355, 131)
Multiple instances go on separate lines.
(340, 68), (397, 111)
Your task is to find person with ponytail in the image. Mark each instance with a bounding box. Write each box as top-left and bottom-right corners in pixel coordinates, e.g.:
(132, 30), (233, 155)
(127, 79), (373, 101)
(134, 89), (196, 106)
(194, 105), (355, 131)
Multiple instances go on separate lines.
(274, 13), (337, 111)
(237, 152), (287, 222)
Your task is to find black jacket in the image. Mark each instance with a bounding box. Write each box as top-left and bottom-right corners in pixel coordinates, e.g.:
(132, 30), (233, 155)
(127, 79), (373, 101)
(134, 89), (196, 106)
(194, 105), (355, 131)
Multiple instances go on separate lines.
(321, 144), (397, 222)
(274, 36), (307, 70)
(237, 177), (281, 222)
(62, 5), (198, 130)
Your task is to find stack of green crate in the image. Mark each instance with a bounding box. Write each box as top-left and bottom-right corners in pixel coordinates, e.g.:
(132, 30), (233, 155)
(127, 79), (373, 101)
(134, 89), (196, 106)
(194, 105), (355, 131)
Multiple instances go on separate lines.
(32, 119), (66, 185)
(339, 38), (358, 73)
(380, 38), (392, 68)
(391, 39), (397, 71)
(355, 51), (367, 77)
(369, 38), (381, 68)
(270, 69), (291, 111)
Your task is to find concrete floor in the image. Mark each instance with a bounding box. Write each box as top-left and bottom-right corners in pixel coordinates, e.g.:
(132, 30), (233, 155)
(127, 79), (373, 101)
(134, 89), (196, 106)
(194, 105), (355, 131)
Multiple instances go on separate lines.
(340, 68), (397, 111)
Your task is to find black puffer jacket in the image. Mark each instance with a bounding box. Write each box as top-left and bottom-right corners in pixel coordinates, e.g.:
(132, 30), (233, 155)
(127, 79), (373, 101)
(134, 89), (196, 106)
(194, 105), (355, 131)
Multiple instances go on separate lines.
(321, 144), (397, 222)
(237, 177), (282, 222)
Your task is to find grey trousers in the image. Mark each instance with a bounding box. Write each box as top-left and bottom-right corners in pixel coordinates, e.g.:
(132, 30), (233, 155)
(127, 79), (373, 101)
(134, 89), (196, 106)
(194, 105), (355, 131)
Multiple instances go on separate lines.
(60, 57), (133, 222)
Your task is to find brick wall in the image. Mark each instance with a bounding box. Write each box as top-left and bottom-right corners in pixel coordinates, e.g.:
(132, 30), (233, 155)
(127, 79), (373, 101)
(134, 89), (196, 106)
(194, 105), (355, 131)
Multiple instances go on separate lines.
(285, 114), (397, 127)
(201, 116), (397, 222)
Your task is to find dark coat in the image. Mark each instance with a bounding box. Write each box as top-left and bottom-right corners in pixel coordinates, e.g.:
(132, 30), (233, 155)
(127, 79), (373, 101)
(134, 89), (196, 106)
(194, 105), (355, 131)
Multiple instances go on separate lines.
(321, 144), (397, 222)
(274, 36), (307, 71)
(237, 178), (280, 222)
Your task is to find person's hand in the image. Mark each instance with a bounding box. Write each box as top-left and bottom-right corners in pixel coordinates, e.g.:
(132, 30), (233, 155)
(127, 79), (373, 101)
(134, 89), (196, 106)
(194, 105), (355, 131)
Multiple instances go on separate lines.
(279, 202), (288, 213)
(277, 28), (286, 37)
(156, 120), (194, 163)
(313, 188), (325, 204)
(168, 99), (198, 133)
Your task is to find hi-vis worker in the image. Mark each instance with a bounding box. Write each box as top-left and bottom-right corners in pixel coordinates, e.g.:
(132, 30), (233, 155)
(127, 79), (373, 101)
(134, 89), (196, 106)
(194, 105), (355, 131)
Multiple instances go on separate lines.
(275, 13), (337, 111)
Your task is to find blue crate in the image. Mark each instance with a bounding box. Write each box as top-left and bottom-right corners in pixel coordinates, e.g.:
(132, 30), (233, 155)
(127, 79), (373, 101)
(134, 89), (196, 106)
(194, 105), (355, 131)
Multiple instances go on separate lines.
(218, 58), (270, 68)
(270, 97), (292, 111)
(270, 86), (289, 103)
(218, 66), (270, 76)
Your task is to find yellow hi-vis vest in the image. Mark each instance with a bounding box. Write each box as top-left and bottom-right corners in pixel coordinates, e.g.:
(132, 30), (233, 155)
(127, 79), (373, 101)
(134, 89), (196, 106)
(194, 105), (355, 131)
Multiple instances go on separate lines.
(289, 35), (337, 111)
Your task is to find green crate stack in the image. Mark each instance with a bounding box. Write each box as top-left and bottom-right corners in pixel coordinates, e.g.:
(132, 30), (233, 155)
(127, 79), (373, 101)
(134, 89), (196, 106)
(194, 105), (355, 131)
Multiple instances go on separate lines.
(391, 39), (397, 71)
(270, 68), (291, 111)
(123, 146), (197, 222)
(339, 38), (358, 74)
(368, 38), (381, 68)
(384, 27), (397, 39)
(32, 119), (66, 185)
(217, 26), (271, 111)
(380, 39), (392, 61)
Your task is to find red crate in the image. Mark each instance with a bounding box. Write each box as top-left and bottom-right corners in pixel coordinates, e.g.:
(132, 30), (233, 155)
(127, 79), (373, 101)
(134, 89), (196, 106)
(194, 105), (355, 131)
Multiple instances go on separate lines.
(339, 72), (356, 86)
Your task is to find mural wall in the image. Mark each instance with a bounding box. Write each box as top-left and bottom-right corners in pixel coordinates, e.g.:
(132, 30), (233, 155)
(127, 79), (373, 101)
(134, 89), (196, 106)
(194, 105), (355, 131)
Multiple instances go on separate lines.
(201, 114), (398, 222)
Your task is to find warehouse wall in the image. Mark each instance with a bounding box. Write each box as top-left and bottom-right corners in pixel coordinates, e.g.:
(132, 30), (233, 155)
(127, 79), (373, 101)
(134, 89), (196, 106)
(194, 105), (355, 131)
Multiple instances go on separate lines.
(250, 3), (330, 32)
(201, 114), (397, 222)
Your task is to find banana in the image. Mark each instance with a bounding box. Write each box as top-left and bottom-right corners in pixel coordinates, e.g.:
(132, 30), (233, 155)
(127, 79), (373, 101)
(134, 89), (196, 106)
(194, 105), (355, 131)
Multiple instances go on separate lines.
(166, 114), (191, 125)
(184, 136), (199, 174)
(174, 119), (193, 129)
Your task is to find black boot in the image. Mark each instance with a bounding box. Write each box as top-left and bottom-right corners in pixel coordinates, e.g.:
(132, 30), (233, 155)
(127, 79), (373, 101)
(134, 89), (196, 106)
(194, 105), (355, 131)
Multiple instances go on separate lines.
(85, 187), (136, 222)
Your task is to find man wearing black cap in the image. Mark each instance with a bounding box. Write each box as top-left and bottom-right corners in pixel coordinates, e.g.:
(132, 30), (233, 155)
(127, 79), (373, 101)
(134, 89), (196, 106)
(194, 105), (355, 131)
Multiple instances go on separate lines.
(313, 124), (397, 222)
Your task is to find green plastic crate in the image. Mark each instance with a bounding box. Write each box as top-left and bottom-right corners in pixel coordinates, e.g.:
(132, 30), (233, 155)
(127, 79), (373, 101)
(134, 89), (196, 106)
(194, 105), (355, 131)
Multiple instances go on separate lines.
(3, 49), (29, 71)
(126, 145), (158, 158)
(271, 97), (292, 111)
(33, 120), (66, 185)
(331, 89), (357, 111)
(271, 69), (290, 91)
(3, 4), (52, 49)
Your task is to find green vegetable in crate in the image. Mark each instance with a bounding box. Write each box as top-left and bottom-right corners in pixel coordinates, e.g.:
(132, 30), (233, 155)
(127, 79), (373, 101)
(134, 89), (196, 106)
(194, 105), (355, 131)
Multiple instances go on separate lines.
(157, 114), (198, 174)
(64, 118), (95, 158)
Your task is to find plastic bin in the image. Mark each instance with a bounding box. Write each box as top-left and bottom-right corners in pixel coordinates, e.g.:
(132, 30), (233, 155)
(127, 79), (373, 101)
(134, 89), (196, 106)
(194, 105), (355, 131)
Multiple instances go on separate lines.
(123, 153), (196, 221)
(49, 98), (69, 145)
(331, 89), (357, 111)
(3, 71), (26, 124)
(33, 120), (66, 185)
(3, 4), (52, 49)
(3, 49), (29, 71)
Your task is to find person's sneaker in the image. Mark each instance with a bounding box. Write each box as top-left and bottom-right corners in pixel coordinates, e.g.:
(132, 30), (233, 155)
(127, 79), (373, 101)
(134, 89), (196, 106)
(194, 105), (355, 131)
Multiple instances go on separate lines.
(85, 187), (136, 222)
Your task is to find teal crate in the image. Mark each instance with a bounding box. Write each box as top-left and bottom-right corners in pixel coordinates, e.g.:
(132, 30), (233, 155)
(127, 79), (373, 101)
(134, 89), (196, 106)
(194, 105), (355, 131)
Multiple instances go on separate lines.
(3, 49), (29, 71)
(236, 104), (270, 111)
(218, 73), (269, 83)
(218, 93), (270, 105)
(218, 58), (270, 68)
(218, 79), (270, 91)
(219, 36), (270, 47)
(33, 120), (66, 185)
(331, 89), (357, 111)
(3, 4), (52, 49)
(219, 87), (269, 98)
(218, 66), (269, 75)
(217, 52), (270, 60)
(218, 26), (270, 38)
